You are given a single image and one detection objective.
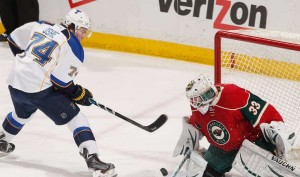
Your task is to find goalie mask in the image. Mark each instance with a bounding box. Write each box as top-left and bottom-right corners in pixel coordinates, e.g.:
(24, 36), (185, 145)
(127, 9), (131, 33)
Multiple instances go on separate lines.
(186, 74), (218, 114)
(64, 9), (92, 38)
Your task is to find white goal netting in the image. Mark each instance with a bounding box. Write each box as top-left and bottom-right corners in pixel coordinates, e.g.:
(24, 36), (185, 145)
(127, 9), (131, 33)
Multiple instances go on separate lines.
(215, 30), (300, 147)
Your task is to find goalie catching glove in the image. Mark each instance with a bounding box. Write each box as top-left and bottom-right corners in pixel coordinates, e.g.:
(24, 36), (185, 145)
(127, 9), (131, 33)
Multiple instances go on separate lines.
(70, 85), (93, 106)
(260, 121), (296, 157)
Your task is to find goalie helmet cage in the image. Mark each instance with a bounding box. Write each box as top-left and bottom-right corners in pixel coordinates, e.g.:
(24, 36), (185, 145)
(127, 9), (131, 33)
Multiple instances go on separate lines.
(214, 30), (300, 148)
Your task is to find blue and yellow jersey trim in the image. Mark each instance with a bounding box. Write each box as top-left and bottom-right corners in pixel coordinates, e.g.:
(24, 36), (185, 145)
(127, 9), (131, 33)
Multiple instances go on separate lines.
(50, 74), (73, 88)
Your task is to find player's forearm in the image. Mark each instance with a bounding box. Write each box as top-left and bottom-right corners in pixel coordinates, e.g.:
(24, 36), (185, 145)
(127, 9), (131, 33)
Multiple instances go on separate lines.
(51, 80), (77, 97)
(7, 37), (24, 56)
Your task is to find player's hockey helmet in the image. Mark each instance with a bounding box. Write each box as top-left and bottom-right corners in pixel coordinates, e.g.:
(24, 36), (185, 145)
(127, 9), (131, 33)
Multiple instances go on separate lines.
(64, 9), (92, 37)
(186, 74), (218, 114)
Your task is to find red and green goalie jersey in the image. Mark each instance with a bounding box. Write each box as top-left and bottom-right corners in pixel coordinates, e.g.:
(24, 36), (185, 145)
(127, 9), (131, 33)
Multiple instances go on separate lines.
(188, 84), (284, 152)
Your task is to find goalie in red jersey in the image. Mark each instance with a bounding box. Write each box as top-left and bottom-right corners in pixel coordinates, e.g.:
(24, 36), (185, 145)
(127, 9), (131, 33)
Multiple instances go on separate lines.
(173, 74), (297, 177)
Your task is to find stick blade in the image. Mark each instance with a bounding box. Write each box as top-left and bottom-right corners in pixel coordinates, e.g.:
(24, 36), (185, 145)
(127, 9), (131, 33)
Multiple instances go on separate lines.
(146, 114), (168, 132)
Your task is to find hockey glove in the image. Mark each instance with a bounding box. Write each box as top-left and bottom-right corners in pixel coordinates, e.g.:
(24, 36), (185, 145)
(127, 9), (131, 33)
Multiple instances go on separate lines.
(260, 121), (296, 157)
(70, 85), (93, 106)
(173, 116), (202, 157)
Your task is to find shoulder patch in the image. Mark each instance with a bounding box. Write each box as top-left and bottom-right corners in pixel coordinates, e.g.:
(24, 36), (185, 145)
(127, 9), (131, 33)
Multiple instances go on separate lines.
(240, 93), (267, 126)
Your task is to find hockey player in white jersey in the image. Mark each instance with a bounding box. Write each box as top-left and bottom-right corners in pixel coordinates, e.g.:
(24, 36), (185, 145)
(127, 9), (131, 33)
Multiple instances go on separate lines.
(0, 9), (117, 177)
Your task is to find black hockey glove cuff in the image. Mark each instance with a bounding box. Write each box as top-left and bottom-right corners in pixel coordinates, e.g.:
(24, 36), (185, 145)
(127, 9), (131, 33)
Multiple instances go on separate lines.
(70, 85), (93, 106)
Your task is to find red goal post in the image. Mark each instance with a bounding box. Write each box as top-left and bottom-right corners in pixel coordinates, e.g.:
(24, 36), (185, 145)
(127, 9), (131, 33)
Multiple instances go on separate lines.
(214, 30), (300, 148)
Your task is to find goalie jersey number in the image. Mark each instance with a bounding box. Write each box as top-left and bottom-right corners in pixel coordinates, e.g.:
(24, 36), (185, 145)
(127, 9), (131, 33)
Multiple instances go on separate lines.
(241, 93), (267, 126)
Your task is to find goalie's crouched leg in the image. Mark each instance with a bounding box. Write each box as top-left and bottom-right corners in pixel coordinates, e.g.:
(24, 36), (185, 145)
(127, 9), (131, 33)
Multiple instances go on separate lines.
(203, 165), (225, 177)
(202, 145), (238, 176)
(233, 139), (300, 177)
(186, 150), (227, 177)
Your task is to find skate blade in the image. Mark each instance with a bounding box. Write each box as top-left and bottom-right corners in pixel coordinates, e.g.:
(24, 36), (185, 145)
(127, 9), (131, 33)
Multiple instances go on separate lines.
(0, 152), (11, 158)
(92, 168), (117, 177)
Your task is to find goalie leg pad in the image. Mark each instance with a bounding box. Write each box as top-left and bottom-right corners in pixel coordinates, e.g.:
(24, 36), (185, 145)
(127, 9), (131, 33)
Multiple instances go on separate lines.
(233, 139), (300, 177)
(186, 151), (208, 177)
(186, 151), (225, 177)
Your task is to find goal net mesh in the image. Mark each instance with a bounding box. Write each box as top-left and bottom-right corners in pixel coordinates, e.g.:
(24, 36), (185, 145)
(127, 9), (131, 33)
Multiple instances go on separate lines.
(215, 30), (300, 147)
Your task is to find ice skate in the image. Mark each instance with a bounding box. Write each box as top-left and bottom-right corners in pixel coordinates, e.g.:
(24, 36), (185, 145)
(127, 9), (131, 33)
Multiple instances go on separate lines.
(80, 148), (117, 177)
(0, 132), (15, 157)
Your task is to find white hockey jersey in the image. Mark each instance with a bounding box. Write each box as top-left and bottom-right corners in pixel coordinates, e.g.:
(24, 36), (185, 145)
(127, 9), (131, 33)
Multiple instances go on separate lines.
(7, 21), (84, 93)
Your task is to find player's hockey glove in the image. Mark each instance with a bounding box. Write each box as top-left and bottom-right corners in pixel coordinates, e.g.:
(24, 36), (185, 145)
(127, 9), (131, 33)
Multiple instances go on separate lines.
(70, 85), (93, 106)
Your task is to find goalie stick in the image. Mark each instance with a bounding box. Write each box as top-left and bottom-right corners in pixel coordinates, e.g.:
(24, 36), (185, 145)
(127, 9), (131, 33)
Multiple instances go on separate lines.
(89, 98), (168, 132)
(163, 150), (191, 177)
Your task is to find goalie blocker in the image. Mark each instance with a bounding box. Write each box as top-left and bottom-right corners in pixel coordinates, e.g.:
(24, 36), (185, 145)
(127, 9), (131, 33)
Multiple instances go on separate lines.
(233, 139), (300, 177)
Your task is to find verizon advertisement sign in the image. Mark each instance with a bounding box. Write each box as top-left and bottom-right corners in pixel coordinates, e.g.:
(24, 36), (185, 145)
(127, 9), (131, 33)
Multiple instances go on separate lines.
(159, 0), (267, 30)
(38, 0), (300, 49)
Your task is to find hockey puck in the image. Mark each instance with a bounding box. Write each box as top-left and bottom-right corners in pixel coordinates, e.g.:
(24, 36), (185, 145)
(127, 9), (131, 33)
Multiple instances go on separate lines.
(160, 168), (168, 176)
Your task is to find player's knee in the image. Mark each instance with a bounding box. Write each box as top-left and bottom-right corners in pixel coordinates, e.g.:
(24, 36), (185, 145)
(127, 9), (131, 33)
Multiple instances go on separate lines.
(203, 165), (225, 177)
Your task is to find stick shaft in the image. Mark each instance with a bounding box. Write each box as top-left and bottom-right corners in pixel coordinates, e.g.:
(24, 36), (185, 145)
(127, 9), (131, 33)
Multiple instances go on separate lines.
(89, 98), (167, 132)
(171, 150), (191, 177)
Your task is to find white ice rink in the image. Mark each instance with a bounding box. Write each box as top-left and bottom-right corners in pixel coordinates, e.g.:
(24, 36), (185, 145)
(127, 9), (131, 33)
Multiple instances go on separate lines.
(0, 43), (292, 177)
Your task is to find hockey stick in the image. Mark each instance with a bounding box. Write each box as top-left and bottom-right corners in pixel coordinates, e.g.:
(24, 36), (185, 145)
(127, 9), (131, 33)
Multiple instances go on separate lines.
(170, 150), (191, 177)
(89, 98), (168, 132)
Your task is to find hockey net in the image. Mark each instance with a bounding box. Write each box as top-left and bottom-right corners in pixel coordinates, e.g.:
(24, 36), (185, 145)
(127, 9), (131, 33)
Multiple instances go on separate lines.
(214, 30), (300, 157)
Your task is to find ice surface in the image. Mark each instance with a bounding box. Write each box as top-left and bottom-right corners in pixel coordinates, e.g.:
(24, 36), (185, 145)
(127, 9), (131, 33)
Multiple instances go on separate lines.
(0, 43), (297, 177)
